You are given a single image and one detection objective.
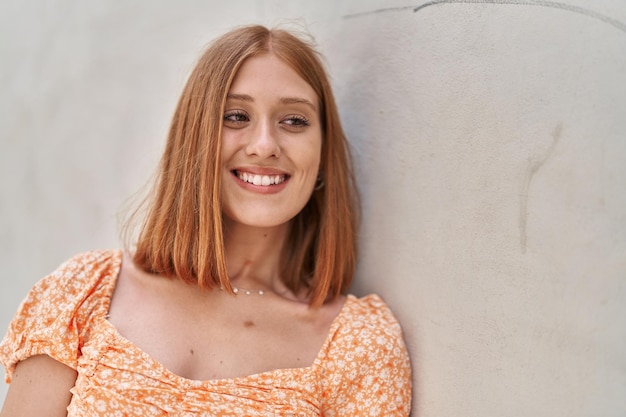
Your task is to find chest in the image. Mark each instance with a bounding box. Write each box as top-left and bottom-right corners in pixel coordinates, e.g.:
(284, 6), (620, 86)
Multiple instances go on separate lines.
(108, 291), (334, 381)
(75, 320), (325, 416)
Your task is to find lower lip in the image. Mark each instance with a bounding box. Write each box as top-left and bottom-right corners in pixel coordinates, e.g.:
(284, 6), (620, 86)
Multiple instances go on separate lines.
(232, 172), (289, 194)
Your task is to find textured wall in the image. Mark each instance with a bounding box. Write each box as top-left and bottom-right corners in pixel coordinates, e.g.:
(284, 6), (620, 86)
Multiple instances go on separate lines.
(1, 1), (625, 415)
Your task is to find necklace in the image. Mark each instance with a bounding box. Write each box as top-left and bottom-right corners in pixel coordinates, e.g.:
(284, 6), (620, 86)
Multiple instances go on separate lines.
(220, 285), (265, 296)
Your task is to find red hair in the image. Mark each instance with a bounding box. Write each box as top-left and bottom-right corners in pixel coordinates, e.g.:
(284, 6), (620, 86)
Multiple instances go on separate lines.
(128, 25), (359, 307)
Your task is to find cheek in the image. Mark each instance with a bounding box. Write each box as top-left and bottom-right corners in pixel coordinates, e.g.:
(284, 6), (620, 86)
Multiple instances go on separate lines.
(308, 131), (323, 170)
(300, 153), (321, 186)
(220, 132), (236, 159)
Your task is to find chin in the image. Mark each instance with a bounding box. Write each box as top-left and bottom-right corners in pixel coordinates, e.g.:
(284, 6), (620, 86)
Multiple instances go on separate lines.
(223, 212), (297, 230)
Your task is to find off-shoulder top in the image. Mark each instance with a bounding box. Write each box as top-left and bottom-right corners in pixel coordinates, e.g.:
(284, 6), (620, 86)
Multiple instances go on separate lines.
(0, 250), (411, 416)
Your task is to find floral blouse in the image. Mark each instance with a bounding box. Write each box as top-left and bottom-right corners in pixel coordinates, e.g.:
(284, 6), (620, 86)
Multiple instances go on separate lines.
(0, 250), (412, 416)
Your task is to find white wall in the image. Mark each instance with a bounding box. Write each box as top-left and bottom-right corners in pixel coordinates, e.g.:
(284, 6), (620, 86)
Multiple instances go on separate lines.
(1, 1), (625, 415)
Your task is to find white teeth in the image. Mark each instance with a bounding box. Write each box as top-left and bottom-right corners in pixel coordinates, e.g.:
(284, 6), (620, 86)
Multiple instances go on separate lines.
(237, 171), (286, 186)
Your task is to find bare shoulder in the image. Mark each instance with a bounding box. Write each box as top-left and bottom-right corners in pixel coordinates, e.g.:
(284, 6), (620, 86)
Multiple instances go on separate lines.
(318, 294), (347, 326)
(108, 251), (199, 323)
(1, 355), (77, 417)
(108, 252), (166, 315)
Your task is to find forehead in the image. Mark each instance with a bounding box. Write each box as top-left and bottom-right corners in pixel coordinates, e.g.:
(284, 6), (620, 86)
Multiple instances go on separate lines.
(228, 54), (318, 107)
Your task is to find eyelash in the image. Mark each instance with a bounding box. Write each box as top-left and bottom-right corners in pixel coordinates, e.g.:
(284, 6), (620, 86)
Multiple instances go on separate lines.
(282, 115), (310, 128)
(223, 110), (249, 124)
(223, 111), (310, 129)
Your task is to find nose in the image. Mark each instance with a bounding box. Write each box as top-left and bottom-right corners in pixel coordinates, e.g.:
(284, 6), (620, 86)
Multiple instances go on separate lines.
(245, 119), (280, 158)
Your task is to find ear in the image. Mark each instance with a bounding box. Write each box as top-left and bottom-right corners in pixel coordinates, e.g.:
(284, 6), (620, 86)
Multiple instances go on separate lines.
(314, 172), (325, 191)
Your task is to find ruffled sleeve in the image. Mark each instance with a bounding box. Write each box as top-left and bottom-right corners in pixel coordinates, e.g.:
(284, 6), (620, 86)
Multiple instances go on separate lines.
(0, 250), (120, 382)
(319, 294), (412, 416)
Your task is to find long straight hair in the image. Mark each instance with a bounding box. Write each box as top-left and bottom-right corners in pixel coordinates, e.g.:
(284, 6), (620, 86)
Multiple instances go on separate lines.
(128, 25), (359, 307)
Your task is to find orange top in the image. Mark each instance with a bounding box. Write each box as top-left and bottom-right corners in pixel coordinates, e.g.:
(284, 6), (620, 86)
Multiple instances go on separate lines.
(0, 250), (411, 416)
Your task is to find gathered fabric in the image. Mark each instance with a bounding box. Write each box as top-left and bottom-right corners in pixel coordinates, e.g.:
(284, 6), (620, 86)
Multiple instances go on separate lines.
(1, 250), (411, 416)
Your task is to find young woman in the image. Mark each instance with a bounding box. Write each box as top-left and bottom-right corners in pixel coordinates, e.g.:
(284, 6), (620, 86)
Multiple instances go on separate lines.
(0, 25), (412, 416)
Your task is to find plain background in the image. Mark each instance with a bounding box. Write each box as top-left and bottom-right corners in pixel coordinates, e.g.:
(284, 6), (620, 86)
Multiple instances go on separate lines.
(1, 1), (625, 415)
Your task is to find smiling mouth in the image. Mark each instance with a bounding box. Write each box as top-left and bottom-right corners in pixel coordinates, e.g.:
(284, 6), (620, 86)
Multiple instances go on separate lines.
(234, 170), (288, 186)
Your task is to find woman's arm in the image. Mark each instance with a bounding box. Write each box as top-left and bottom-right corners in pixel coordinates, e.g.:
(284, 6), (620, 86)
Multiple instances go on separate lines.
(0, 355), (77, 417)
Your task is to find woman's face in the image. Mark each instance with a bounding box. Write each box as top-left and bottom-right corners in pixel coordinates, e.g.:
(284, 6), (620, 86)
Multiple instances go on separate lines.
(220, 53), (322, 229)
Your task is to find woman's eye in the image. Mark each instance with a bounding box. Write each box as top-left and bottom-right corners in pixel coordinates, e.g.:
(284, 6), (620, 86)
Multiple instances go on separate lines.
(223, 111), (249, 126)
(282, 115), (310, 129)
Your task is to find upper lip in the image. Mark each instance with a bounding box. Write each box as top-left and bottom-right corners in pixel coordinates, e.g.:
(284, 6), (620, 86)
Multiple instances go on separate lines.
(231, 166), (290, 176)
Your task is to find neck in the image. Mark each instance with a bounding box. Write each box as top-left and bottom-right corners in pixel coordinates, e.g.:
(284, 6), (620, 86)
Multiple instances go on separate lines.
(222, 218), (290, 292)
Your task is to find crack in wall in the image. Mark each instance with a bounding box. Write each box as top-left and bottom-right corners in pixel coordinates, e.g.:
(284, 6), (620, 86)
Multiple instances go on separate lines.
(344, 1), (626, 34)
(519, 123), (563, 254)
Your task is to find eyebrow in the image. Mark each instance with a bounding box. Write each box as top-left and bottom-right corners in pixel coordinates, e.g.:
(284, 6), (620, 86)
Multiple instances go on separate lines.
(280, 97), (317, 111)
(226, 93), (317, 111)
(226, 93), (254, 102)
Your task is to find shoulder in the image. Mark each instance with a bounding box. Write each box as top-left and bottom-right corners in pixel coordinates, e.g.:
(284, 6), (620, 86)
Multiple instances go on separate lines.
(337, 294), (405, 338)
(321, 293), (409, 364)
(26, 249), (122, 307)
(319, 294), (412, 414)
(44, 249), (122, 285)
(14, 248), (122, 324)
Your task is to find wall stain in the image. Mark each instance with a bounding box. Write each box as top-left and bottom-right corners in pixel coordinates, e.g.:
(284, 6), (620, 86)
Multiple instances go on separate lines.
(519, 123), (562, 254)
(344, 1), (626, 34)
